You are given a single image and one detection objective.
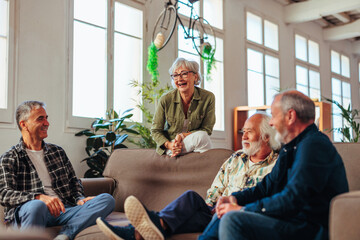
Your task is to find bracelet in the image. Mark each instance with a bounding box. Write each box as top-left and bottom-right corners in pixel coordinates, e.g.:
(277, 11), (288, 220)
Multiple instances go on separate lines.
(179, 133), (185, 140)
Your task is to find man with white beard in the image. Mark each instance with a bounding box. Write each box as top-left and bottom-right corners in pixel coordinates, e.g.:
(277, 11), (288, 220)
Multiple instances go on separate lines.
(215, 90), (348, 240)
(96, 113), (281, 240)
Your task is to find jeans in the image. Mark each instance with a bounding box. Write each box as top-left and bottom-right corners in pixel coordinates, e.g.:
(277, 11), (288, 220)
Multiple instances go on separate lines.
(14, 193), (115, 240)
(198, 213), (220, 240)
(218, 211), (326, 240)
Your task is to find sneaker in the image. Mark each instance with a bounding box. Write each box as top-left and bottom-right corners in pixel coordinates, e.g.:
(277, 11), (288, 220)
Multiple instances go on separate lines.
(53, 234), (69, 240)
(96, 217), (135, 240)
(124, 196), (165, 240)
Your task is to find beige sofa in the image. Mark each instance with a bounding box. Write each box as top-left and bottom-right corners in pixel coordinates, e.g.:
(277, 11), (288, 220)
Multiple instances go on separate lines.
(330, 143), (360, 240)
(1, 143), (360, 240)
(0, 148), (234, 239)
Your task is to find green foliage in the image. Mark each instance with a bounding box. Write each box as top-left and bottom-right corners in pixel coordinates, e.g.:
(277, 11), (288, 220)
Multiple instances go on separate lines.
(129, 79), (171, 148)
(201, 43), (216, 81)
(325, 97), (360, 142)
(147, 42), (159, 85)
(75, 109), (138, 177)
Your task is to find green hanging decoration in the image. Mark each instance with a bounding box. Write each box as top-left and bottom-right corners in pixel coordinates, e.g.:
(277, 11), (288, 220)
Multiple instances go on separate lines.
(202, 43), (216, 81)
(146, 42), (159, 85)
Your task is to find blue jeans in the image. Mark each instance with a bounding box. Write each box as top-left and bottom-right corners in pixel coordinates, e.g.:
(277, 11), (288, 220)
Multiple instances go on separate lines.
(218, 211), (326, 240)
(14, 193), (115, 240)
(198, 213), (220, 240)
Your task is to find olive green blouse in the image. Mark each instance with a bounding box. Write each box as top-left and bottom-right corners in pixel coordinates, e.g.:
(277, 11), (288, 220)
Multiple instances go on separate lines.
(151, 87), (216, 155)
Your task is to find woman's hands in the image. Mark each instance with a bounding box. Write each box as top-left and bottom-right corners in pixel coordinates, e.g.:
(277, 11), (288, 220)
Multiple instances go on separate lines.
(165, 133), (185, 157)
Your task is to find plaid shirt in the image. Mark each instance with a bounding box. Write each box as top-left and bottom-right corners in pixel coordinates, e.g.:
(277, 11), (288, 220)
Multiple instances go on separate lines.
(0, 138), (84, 223)
(205, 149), (279, 206)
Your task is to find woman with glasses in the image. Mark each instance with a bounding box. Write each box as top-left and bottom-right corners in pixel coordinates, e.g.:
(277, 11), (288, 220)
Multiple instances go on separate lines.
(151, 58), (216, 156)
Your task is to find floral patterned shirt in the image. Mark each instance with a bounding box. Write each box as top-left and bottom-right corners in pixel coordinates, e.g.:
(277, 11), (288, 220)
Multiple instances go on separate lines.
(205, 149), (279, 206)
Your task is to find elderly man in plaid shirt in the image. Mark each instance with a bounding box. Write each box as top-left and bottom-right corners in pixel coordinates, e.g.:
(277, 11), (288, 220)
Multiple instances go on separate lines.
(0, 101), (115, 240)
(96, 112), (281, 240)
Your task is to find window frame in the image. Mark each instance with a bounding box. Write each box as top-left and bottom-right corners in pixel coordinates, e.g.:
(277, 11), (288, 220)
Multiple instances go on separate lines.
(176, 0), (226, 137)
(245, 9), (280, 107)
(0, 0), (16, 127)
(330, 49), (352, 142)
(66, 0), (145, 130)
(294, 32), (321, 100)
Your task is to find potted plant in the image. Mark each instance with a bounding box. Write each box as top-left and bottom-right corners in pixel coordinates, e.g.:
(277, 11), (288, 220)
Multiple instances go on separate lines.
(129, 79), (171, 148)
(75, 108), (138, 177)
(325, 97), (360, 142)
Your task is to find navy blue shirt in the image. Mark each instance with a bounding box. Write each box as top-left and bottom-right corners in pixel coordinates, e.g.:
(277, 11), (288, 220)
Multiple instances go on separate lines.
(232, 124), (349, 239)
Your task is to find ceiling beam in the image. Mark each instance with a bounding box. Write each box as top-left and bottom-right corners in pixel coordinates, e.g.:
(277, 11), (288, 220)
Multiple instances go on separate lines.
(323, 19), (360, 41)
(332, 13), (351, 23)
(284, 0), (360, 23)
(353, 41), (360, 55)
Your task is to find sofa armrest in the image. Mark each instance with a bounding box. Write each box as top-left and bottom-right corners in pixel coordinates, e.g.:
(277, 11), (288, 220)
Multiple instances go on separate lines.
(80, 177), (116, 197)
(329, 191), (360, 240)
(0, 227), (52, 240)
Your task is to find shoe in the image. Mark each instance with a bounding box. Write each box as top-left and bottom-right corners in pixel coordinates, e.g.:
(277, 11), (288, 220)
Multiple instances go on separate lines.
(124, 196), (165, 240)
(96, 217), (135, 240)
(53, 234), (69, 240)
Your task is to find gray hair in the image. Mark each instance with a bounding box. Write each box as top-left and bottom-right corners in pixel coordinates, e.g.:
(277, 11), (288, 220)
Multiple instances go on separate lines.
(256, 112), (281, 151)
(16, 101), (46, 130)
(275, 90), (315, 123)
(168, 58), (202, 88)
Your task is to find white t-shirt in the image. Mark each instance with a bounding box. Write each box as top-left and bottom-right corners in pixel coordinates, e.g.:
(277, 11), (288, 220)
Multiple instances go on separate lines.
(26, 149), (60, 198)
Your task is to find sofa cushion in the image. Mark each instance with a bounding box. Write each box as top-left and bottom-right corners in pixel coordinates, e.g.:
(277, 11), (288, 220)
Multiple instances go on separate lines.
(334, 143), (360, 191)
(103, 148), (234, 212)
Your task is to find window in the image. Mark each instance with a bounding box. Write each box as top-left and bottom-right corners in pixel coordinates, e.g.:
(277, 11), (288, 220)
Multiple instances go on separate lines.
(0, 0), (14, 124)
(295, 34), (320, 100)
(0, 0), (9, 110)
(246, 11), (279, 107)
(177, 0), (224, 132)
(70, 0), (143, 128)
(331, 50), (351, 142)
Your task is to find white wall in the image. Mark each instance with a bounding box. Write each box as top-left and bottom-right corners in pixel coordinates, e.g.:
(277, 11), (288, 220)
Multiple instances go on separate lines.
(0, 0), (359, 177)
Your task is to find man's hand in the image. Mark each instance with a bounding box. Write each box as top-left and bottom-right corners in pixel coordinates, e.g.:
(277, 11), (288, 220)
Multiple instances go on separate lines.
(35, 194), (65, 217)
(77, 196), (95, 205)
(216, 196), (242, 218)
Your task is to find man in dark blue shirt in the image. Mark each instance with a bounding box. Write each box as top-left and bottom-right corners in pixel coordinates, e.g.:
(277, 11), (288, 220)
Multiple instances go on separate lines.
(199, 90), (349, 240)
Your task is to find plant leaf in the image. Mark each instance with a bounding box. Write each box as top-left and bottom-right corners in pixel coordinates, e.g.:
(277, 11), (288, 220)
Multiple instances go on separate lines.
(106, 131), (116, 142)
(115, 134), (128, 146)
(93, 137), (104, 150)
(114, 143), (128, 149)
(75, 129), (94, 137)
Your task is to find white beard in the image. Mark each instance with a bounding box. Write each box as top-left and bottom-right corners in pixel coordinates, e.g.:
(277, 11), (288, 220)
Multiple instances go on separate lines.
(275, 128), (288, 144)
(242, 139), (263, 156)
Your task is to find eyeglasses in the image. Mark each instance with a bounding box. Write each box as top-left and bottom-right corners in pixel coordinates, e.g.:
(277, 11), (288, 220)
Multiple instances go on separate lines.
(170, 71), (195, 80)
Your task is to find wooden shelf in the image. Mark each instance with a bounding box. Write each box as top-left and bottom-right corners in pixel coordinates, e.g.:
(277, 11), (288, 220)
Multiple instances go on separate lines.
(233, 102), (332, 151)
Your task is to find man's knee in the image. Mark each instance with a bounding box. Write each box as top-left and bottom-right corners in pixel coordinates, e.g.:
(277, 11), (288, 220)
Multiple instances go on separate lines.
(183, 190), (199, 198)
(94, 193), (115, 209)
(16, 200), (48, 227)
(21, 200), (48, 215)
(96, 193), (115, 207)
(220, 211), (247, 232)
